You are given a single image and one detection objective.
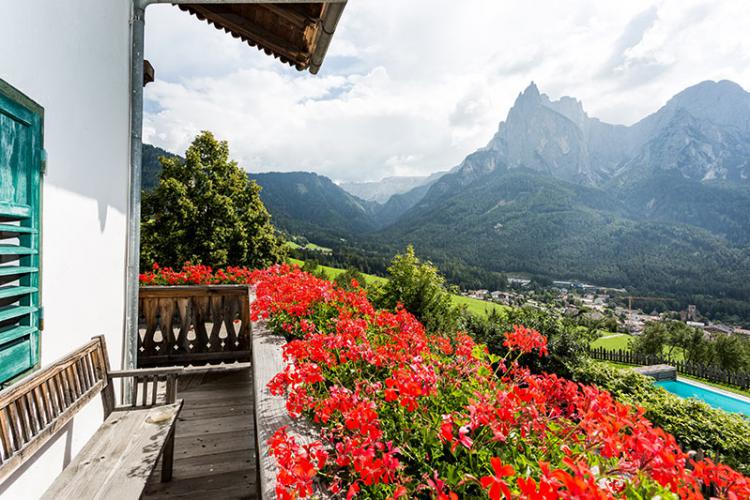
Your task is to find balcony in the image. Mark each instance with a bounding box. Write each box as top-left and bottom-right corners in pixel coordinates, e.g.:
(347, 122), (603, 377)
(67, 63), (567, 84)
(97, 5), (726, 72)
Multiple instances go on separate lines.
(142, 368), (257, 499)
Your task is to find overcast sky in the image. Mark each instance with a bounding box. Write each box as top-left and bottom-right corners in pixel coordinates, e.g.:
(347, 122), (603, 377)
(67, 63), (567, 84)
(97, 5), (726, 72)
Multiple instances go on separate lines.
(143, 0), (750, 183)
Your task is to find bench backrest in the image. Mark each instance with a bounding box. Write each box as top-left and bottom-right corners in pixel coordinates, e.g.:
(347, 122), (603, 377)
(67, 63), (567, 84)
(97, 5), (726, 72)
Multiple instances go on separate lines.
(0, 336), (110, 483)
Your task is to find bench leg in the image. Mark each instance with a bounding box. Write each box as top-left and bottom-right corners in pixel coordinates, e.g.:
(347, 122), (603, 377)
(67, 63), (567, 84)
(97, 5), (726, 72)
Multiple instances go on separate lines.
(161, 426), (175, 482)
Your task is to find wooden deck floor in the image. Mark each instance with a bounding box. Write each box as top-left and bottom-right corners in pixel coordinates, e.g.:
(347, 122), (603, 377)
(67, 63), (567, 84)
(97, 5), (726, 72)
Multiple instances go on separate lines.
(143, 369), (258, 500)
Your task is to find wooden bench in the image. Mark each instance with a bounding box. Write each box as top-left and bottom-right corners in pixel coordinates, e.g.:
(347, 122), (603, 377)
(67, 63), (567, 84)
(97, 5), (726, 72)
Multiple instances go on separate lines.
(0, 336), (183, 499)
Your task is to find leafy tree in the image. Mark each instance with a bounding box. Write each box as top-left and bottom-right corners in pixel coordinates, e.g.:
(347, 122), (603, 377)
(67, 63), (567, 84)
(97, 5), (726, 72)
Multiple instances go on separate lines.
(301, 258), (329, 280)
(140, 132), (285, 269)
(301, 258), (320, 274)
(675, 327), (711, 365)
(373, 245), (458, 334)
(630, 321), (670, 357)
(712, 334), (746, 372)
(334, 268), (367, 291)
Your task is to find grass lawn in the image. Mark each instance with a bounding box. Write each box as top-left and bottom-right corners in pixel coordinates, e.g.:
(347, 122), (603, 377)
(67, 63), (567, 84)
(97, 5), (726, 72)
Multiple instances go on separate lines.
(451, 294), (509, 317)
(590, 333), (685, 361)
(591, 333), (632, 350)
(288, 258), (507, 317)
(288, 258), (386, 286)
(285, 241), (332, 253)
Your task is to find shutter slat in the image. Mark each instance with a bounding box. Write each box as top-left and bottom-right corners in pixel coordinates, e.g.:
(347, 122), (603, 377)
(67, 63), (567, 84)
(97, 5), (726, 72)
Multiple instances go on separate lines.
(0, 246), (36, 256)
(0, 306), (38, 323)
(0, 326), (36, 345)
(0, 267), (38, 277)
(0, 286), (37, 300)
(0, 204), (31, 219)
(0, 225), (36, 234)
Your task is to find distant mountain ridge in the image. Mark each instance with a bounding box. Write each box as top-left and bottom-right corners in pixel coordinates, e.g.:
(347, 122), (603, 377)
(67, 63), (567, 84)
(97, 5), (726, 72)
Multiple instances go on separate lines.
(247, 171), (379, 239)
(381, 80), (750, 306)
(140, 80), (750, 315)
(340, 172), (446, 203)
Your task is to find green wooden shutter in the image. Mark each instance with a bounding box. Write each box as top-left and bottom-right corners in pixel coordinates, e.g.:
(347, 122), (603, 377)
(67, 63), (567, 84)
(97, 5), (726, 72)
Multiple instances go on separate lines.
(0, 80), (42, 385)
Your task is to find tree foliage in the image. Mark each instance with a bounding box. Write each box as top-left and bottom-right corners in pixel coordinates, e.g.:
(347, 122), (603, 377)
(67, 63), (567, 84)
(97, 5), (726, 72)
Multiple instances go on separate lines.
(333, 267), (367, 291)
(373, 245), (458, 334)
(462, 307), (596, 377)
(632, 321), (750, 372)
(140, 131), (285, 270)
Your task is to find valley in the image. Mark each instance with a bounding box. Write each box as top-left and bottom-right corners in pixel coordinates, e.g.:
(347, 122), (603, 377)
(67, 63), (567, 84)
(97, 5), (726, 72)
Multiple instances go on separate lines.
(143, 79), (750, 324)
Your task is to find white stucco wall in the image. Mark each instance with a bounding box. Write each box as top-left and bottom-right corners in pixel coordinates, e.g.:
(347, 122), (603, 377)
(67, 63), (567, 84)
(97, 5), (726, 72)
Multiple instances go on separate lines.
(0, 1), (132, 498)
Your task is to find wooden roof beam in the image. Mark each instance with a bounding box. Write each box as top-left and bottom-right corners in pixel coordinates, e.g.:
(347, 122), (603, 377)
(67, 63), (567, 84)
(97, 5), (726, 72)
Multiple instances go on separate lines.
(261, 4), (319, 30)
(188, 5), (309, 62)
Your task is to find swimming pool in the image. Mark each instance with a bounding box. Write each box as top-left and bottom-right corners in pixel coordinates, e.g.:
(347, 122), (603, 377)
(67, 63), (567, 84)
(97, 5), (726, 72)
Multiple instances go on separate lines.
(655, 379), (750, 417)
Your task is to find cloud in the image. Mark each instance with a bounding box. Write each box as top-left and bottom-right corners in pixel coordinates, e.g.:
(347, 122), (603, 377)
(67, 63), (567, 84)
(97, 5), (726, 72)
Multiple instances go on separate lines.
(599, 6), (661, 79)
(143, 0), (750, 182)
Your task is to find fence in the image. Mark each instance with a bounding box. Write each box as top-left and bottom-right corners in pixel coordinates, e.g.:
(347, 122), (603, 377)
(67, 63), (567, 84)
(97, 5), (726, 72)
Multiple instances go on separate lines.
(138, 285), (252, 367)
(589, 347), (750, 391)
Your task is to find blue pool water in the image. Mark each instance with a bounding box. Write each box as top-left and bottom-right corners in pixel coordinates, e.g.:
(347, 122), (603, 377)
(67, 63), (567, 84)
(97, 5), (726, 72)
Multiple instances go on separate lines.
(655, 379), (750, 417)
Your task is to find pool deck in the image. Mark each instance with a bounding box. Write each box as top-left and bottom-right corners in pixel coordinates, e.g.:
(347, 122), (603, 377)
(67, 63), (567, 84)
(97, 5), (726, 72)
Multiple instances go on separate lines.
(676, 376), (750, 404)
(634, 364), (676, 381)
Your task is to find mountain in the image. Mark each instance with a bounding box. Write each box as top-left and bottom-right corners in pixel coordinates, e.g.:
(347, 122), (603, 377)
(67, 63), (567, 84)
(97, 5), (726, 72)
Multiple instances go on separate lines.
(457, 80), (750, 190)
(340, 172), (446, 203)
(140, 81), (750, 319)
(380, 80), (750, 311)
(142, 144), (180, 191)
(248, 171), (378, 241)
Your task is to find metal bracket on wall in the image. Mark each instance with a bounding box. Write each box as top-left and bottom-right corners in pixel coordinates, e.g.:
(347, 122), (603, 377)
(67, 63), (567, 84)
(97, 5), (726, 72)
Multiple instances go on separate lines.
(40, 148), (47, 175)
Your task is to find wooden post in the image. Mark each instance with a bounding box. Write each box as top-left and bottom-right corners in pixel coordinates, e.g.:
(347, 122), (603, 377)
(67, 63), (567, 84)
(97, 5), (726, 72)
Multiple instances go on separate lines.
(161, 425), (175, 482)
(96, 335), (116, 417)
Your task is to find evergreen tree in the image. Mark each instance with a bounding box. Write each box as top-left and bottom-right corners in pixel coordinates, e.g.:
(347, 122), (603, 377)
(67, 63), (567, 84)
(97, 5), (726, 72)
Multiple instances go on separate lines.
(140, 131), (285, 269)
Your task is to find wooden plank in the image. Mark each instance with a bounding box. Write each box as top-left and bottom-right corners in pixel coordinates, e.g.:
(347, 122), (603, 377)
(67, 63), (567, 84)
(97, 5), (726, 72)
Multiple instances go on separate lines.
(0, 224), (36, 234)
(151, 375), (159, 407)
(137, 351), (252, 367)
(143, 366), (257, 500)
(0, 266), (37, 277)
(0, 325), (35, 345)
(139, 285), (250, 298)
(176, 413), (254, 438)
(177, 402), (252, 421)
(253, 318), (320, 500)
(0, 203), (30, 218)
(0, 305), (37, 323)
(144, 469), (256, 499)
(151, 448), (254, 480)
(0, 285), (37, 300)
(40, 401), (182, 500)
(0, 408), (13, 459)
(0, 245), (35, 255)
(172, 429), (255, 462)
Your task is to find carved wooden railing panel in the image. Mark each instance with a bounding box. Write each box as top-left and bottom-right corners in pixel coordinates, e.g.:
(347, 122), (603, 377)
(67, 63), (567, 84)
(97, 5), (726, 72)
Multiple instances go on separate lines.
(138, 285), (252, 367)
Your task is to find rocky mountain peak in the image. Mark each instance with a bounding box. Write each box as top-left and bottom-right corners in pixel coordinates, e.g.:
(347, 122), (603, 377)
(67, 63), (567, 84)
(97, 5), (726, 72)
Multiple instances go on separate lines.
(637, 80), (750, 136)
(519, 81), (541, 101)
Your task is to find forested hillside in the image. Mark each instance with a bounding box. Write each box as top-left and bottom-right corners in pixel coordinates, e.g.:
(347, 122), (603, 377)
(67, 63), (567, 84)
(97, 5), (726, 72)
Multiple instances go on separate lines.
(140, 81), (750, 322)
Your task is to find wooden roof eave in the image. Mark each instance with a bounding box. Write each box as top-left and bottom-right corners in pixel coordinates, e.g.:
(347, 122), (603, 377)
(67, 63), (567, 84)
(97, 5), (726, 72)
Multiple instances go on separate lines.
(308, 1), (347, 75)
(178, 1), (348, 74)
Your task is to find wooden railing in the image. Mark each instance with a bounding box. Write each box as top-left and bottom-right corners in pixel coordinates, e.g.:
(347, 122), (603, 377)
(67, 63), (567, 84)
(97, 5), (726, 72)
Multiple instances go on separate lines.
(589, 347), (750, 390)
(138, 285), (252, 367)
